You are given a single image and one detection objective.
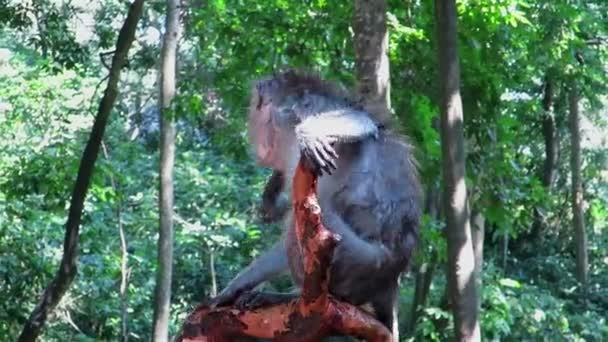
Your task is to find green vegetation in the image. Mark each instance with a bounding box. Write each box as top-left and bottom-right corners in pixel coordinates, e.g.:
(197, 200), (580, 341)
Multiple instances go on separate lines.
(0, 0), (606, 340)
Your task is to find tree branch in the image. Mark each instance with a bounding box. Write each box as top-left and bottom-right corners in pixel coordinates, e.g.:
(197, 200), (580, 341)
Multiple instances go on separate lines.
(175, 160), (391, 342)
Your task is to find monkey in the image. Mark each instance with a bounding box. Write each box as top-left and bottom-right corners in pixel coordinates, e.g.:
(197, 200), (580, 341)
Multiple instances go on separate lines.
(210, 70), (421, 331)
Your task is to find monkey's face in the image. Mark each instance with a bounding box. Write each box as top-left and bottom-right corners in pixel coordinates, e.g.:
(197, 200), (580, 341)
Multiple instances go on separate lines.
(248, 85), (281, 169)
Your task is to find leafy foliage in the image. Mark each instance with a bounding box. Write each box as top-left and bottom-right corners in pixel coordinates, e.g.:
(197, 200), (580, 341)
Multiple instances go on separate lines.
(0, 0), (607, 340)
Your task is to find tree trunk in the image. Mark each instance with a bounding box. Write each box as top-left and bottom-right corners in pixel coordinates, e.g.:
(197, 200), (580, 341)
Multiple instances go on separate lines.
(353, 0), (391, 116)
(353, 1), (397, 339)
(17, 2), (144, 341)
(531, 75), (558, 240)
(540, 78), (558, 188)
(209, 251), (217, 297)
(470, 210), (484, 290)
(118, 194), (130, 342)
(409, 257), (437, 333)
(101, 142), (131, 342)
(434, 0), (480, 340)
(501, 231), (509, 272)
(409, 183), (440, 334)
(568, 83), (588, 297)
(153, 0), (180, 340)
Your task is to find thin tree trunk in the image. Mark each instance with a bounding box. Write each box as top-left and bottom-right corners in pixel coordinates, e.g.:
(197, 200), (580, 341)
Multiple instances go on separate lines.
(540, 79), (558, 188)
(502, 231), (508, 272)
(118, 196), (130, 342)
(531, 75), (558, 240)
(434, 0), (480, 340)
(409, 183), (440, 334)
(153, 0), (180, 341)
(209, 251), (217, 297)
(470, 210), (484, 290)
(17, 2), (144, 341)
(353, 0), (391, 116)
(568, 83), (588, 297)
(353, 1), (399, 339)
(101, 142), (131, 342)
(409, 256), (437, 333)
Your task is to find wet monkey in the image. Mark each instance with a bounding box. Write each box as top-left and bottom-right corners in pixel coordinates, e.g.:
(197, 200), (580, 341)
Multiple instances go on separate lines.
(211, 70), (421, 331)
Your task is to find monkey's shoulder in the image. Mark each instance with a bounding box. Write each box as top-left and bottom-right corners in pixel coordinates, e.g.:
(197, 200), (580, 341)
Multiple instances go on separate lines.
(331, 135), (420, 206)
(349, 134), (416, 174)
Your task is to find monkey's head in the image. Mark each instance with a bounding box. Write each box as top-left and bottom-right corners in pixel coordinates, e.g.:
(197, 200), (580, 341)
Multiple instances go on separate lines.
(247, 71), (301, 169)
(247, 70), (372, 169)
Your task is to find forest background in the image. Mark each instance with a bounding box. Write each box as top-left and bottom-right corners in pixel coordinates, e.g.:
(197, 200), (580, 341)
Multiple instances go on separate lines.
(0, 0), (607, 341)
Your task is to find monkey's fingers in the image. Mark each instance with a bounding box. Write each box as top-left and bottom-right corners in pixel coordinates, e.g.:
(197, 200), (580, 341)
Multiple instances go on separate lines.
(310, 147), (333, 176)
(208, 297), (227, 309)
(318, 160), (335, 176)
(315, 145), (338, 171)
(234, 291), (268, 311)
(208, 288), (240, 309)
(323, 142), (339, 160)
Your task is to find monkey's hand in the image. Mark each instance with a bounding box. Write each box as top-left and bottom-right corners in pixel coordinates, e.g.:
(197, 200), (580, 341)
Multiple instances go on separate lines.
(235, 291), (299, 310)
(209, 281), (251, 308)
(295, 109), (379, 176)
(259, 195), (290, 223)
(298, 134), (339, 176)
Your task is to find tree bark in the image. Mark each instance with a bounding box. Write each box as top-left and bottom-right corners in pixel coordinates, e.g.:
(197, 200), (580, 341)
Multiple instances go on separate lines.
(540, 78), (558, 188)
(353, 2), (398, 339)
(531, 75), (558, 240)
(409, 257), (437, 333)
(117, 187), (130, 342)
(17, 2), (144, 341)
(568, 83), (588, 296)
(470, 210), (484, 290)
(434, 0), (480, 341)
(409, 183), (440, 334)
(209, 251), (217, 297)
(153, 0), (180, 341)
(353, 0), (391, 116)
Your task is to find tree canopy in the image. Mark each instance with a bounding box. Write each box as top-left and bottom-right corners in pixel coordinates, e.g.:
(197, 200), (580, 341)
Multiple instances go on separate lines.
(0, 0), (606, 340)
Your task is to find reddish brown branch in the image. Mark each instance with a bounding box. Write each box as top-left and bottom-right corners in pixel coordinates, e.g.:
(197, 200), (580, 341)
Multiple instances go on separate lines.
(176, 160), (391, 341)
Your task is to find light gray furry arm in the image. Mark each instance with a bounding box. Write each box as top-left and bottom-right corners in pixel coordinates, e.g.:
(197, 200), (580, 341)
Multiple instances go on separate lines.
(227, 242), (288, 288)
(211, 242), (288, 306)
(294, 109), (379, 175)
(295, 109), (379, 144)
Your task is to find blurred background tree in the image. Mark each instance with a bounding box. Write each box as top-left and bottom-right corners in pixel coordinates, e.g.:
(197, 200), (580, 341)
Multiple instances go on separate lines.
(0, 0), (606, 340)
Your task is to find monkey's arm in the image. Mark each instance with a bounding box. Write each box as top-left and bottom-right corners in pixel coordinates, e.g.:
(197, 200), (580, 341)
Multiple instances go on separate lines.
(259, 170), (290, 223)
(295, 110), (379, 175)
(296, 110), (379, 143)
(210, 242), (289, 307)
